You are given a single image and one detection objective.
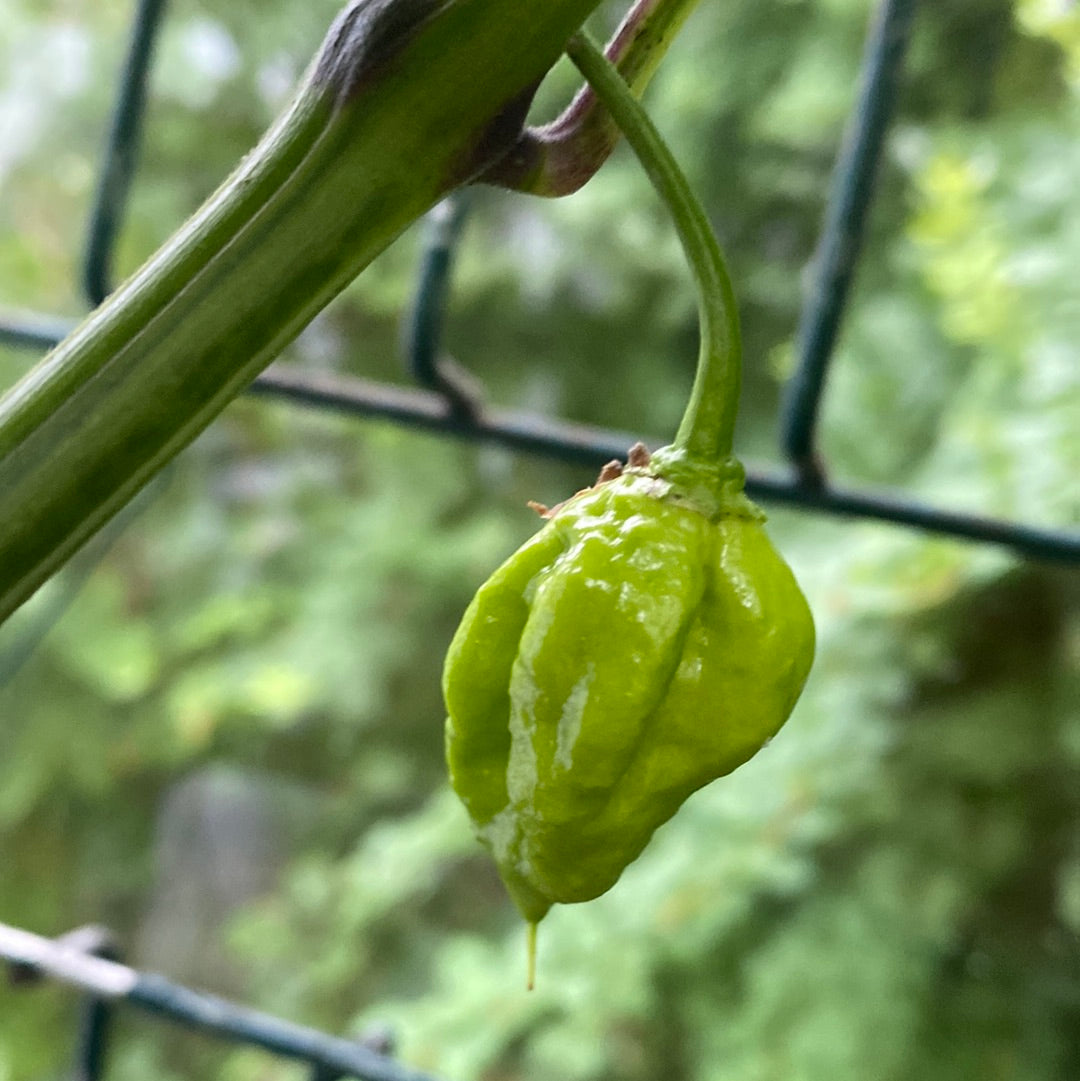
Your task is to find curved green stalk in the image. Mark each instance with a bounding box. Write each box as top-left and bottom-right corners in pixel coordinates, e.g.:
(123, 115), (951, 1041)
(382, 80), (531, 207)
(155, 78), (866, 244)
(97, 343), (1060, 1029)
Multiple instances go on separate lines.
(565, 31), (742, 466)
(0, 0), (607, 625)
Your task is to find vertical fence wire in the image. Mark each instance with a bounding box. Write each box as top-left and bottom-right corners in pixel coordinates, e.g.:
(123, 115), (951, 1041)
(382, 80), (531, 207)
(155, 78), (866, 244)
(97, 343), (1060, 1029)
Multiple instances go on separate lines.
(82, 0), (170, 306)
(780, 0), (919, 485)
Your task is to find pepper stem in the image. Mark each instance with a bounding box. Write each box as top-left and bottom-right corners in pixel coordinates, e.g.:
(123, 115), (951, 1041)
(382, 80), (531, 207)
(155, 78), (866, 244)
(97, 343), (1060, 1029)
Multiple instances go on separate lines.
(565, 31), (742, 463)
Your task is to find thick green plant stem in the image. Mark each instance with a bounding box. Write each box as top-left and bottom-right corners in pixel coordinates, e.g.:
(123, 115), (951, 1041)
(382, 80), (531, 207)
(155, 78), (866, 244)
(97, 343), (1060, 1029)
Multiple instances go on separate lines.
(0, 0), (607, 625)
(565, 31), (742, 467)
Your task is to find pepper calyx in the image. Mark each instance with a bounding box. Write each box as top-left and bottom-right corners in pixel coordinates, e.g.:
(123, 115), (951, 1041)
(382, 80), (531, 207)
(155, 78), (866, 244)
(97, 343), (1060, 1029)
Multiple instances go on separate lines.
(529, 442), (761, 526)
(631, 443), (762, 523)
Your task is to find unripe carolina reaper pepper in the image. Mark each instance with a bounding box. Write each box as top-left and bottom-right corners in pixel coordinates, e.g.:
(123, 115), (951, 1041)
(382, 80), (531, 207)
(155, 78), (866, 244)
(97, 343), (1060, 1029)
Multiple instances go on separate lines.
(443, 33), (815, 973)
(443, 444), (814, 927)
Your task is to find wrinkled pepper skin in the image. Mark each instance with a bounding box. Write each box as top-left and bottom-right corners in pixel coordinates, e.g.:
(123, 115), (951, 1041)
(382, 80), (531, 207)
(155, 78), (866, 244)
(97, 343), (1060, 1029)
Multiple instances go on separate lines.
(443, 461), (814, 925)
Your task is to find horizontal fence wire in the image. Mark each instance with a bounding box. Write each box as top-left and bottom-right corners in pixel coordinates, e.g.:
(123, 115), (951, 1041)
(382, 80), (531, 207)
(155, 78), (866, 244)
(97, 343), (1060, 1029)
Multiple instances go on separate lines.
(0, 923), (435, 1081)
(0, 0), (1078, 1071)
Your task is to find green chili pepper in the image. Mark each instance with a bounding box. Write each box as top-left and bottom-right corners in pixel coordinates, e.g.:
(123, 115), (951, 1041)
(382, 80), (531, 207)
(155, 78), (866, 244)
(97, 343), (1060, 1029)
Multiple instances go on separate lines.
(445, 444), (814, 928)
(443, 32), (815, 978)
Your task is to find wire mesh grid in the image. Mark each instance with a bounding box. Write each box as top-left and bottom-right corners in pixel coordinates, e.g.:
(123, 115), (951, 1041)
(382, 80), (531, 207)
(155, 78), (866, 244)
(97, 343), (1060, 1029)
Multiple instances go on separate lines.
(0, 0), (1078, 1077)
(1, 0), (1077, 563)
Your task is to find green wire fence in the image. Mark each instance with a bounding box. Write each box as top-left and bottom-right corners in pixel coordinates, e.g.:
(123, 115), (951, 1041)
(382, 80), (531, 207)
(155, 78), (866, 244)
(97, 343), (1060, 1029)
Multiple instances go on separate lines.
(1, 0), (1078, 1078)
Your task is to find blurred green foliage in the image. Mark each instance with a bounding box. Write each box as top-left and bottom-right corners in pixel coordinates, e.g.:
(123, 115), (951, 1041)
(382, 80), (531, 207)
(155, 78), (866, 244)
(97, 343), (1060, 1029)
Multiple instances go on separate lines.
(0, 1), (1078, 1079)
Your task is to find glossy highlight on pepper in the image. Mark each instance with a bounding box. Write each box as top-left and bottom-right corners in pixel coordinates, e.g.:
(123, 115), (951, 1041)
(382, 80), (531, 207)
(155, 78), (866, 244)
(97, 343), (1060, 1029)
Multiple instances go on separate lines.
(443, 447), (815, 927)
